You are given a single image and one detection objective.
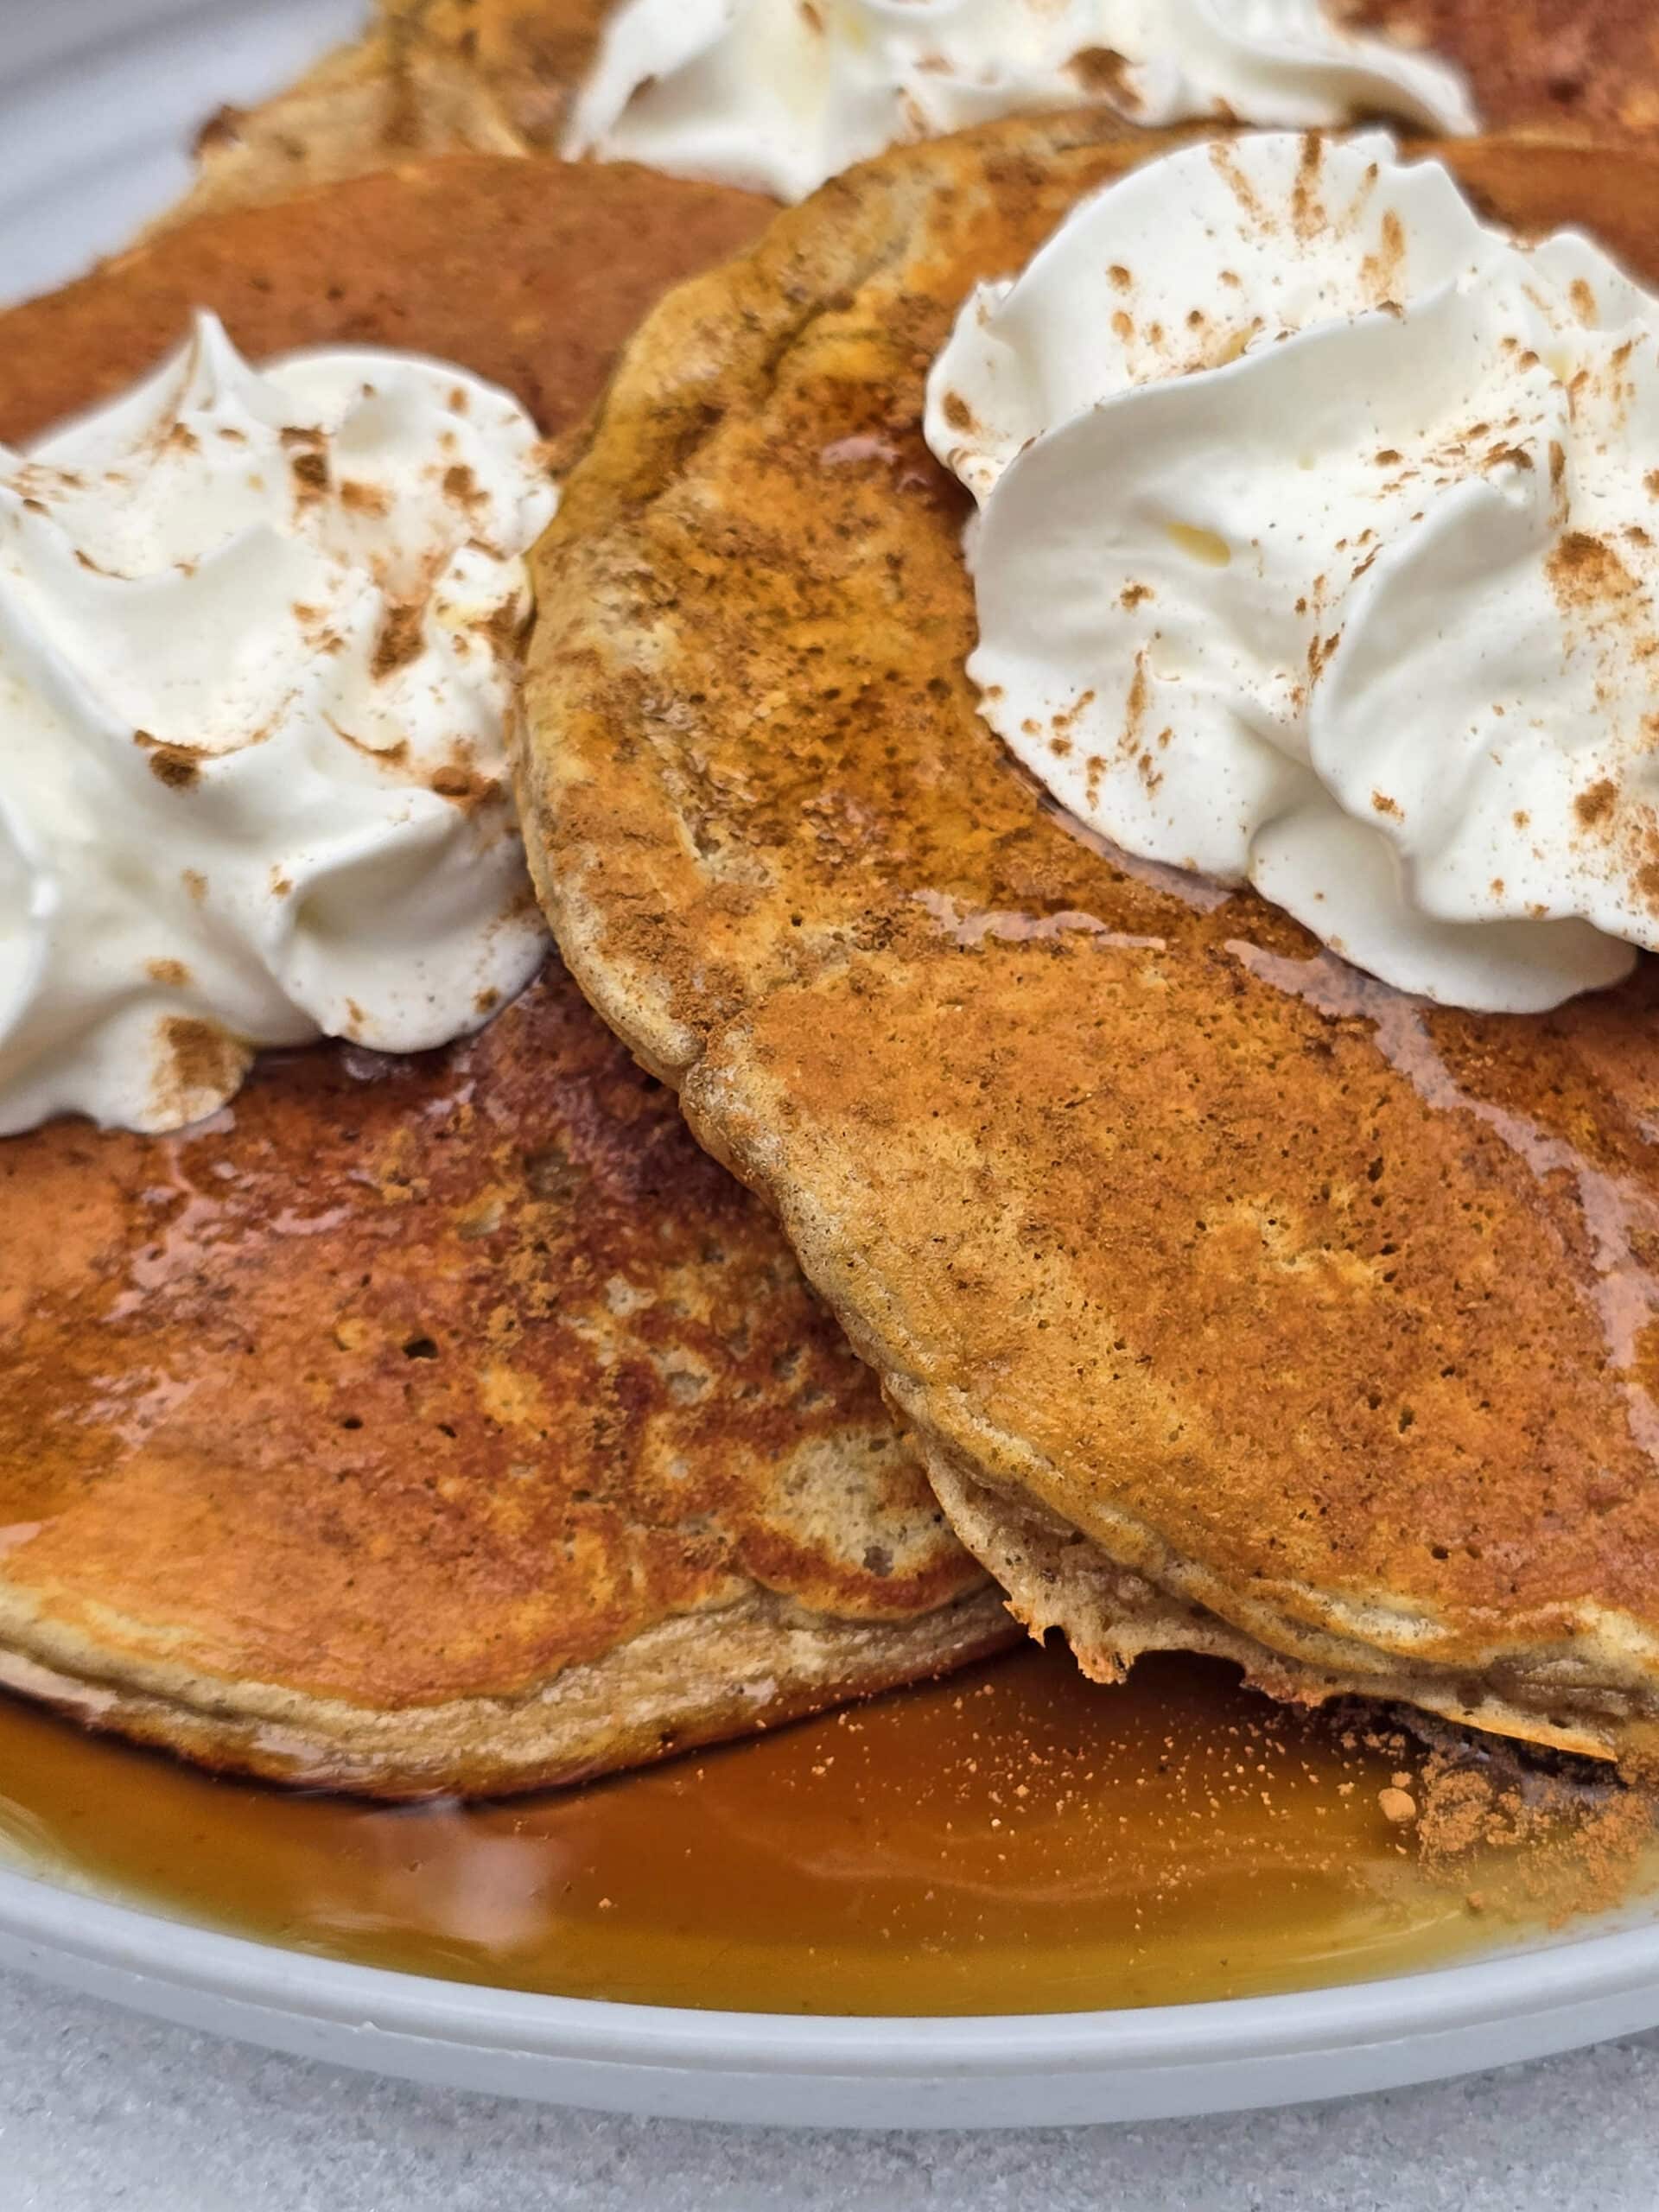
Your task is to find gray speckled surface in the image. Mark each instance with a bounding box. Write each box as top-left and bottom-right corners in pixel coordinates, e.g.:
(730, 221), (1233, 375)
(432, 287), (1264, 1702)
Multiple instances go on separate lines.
(3, 1971), (1657, 2212)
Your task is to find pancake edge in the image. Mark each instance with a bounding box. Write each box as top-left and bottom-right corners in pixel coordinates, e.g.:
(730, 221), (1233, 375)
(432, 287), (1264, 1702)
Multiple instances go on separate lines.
(925, 1452), (1655, 1767)
(0, 1581), (1016, 1799)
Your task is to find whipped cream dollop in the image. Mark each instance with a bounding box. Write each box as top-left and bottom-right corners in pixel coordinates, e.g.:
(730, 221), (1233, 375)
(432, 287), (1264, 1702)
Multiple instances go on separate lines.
(0, 313), (557, 1135)
(563, 0), (1474, 205)
(925, 131), (1659, 1014)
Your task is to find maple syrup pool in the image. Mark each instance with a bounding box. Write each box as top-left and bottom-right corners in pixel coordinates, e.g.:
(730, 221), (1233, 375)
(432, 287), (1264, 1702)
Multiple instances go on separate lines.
(0, 1647), (1648, 2015)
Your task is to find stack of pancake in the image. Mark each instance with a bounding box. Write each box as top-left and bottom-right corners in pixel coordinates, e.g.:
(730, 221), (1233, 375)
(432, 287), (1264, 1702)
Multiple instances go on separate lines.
(7, 0), (1659, 1797)
(520, 119), (1659, 1770)
(0, 99), (1014, 1801)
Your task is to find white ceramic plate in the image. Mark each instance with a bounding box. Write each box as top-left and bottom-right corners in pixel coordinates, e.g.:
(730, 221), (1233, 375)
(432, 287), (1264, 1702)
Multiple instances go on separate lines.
(5, 1865), (1659, 2128)
(5, 0), (1659, 2131)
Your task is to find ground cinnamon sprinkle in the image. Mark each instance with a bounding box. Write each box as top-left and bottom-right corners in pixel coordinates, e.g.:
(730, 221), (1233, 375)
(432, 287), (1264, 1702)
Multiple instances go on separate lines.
(1347, 1707), (1659, 1928)
(1576, 777), (1618, 828)
(371, 597), (425, 678)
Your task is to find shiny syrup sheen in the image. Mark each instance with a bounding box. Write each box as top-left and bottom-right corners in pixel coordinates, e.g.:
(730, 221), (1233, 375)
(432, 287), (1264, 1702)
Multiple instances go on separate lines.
(0, 1646), (1616, 2015)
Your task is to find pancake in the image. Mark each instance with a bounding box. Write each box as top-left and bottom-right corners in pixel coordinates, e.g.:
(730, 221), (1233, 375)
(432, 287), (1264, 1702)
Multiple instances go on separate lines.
(1355, 1), (1659, 135)
(519, 116), (1659, 1765)
(4, 150), (762, 451)
(156, 1), (611, 230)
(0, 155), (1010, 1799)
(160, 0), (1659, 245)
(160, 0), (1523, 237)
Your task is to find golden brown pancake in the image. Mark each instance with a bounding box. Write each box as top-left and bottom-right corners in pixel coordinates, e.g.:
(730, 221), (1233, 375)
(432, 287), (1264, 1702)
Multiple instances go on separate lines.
(0, 155), (1011, 1799)
(156, 0), (613, 230)
(4, 151), (761, 448)
(1357, 0), (1659, 135)
(520, 117), (1659, 1765)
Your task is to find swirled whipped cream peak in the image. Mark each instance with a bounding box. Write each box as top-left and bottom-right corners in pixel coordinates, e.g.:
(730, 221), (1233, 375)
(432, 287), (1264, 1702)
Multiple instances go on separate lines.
(0, 312), (558, 1136)
(563, 0), (1474, 205)
(925, 130), (1659, 1014)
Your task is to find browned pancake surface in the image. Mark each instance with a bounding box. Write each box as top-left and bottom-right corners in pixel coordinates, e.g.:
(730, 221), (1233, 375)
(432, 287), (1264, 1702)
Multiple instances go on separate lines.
(0, 151), (766, 448)
(0, 155), (1007, 1796)
(1358, 0), (1659, 132)
(522, 120), (1659, 1758)
(154, 2), (615, 232)
(1, 968), (987, 1763)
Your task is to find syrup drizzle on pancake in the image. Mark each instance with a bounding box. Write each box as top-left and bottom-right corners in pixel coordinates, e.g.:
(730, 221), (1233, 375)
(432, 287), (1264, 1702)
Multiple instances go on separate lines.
(1233, 940), (1659, 1461)
(0, 963), (990, 1795)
